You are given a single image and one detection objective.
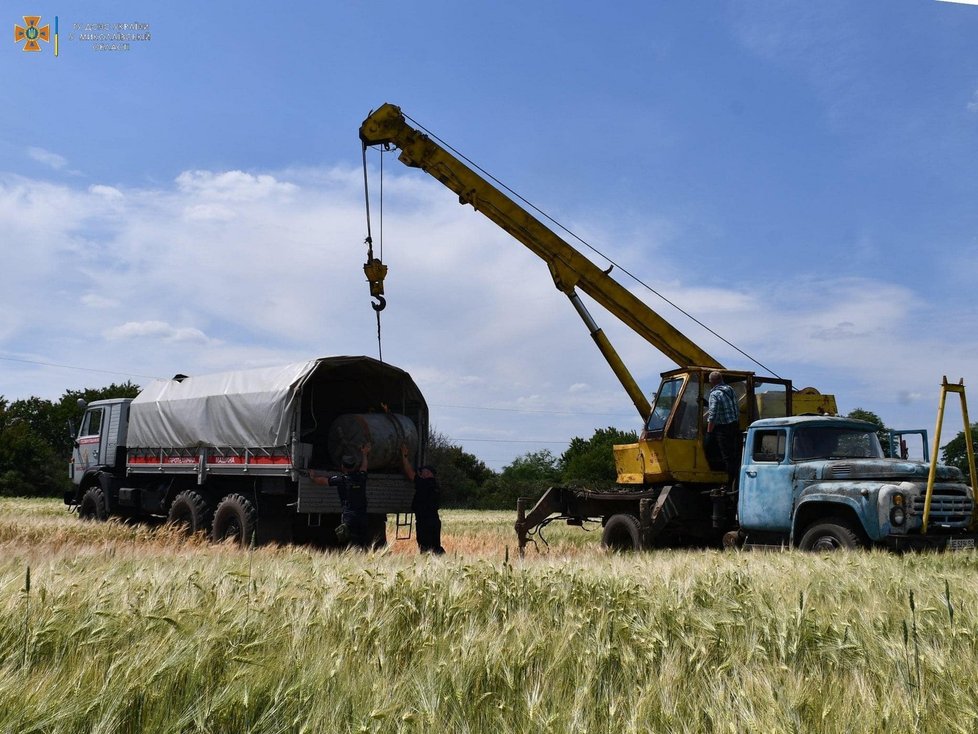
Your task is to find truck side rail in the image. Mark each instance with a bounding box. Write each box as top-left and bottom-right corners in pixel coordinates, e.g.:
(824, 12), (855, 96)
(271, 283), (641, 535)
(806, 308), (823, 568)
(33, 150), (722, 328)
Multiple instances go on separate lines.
(127, 445), (304, 481)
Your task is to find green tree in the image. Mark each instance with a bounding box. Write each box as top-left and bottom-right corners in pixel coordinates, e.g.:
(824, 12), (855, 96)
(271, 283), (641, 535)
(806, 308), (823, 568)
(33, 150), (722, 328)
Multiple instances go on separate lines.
(0, 382), (141, 498)
(0, 397), (65, 497)
(846, 408), (892, 457)
(500, 449), (560, 483)
(559, 426), (637, 483)
(942, 423), (978, 483)
(460, 449), (562, 512)
(423, 428), (495, 507)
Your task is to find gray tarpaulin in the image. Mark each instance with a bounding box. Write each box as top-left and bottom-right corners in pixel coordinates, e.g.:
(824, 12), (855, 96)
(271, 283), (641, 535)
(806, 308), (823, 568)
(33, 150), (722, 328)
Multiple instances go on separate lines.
(128, 360), (317, 448)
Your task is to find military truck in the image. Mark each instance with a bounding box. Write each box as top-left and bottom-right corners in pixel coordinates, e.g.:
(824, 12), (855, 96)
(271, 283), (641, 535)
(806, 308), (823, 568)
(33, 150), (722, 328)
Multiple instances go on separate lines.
(66, 356), (427, 546)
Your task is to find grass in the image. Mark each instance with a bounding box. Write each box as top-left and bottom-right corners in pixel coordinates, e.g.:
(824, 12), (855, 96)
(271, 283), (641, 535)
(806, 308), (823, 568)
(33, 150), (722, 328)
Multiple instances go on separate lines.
(3, 498), (978, 732)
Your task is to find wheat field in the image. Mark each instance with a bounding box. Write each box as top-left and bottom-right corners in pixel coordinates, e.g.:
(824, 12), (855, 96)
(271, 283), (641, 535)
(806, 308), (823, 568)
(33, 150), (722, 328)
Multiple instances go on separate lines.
(3, 498), (978, 733)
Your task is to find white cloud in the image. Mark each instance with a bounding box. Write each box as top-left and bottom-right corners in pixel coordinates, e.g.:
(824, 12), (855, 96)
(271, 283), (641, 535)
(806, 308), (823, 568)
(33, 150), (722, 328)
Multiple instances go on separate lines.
(89, 184), (124, 200)
(175, 170), (298, 201)
(809, 321), (872, 341)
(968, 90), (978, 113)
(183, 203), (235, 221)
(80, 293), (119, 309)
(27, 147), (68, 170)
(105, 321), (211, 343)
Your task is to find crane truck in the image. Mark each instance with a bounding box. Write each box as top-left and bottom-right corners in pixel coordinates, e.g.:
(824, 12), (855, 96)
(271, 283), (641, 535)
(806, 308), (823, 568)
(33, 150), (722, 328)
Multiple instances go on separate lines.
(66, 356), (427, 547)
(359, 103), (976, 552)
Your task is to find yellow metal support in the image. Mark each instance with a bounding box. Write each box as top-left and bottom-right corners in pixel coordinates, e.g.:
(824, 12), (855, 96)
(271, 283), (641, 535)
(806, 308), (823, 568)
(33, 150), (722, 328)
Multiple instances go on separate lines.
(924, 377), (977, 534)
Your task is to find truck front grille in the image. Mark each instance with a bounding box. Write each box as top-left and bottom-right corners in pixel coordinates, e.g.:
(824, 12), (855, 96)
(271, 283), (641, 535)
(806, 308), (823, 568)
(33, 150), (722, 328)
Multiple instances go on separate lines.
(912, 492), (972, 527)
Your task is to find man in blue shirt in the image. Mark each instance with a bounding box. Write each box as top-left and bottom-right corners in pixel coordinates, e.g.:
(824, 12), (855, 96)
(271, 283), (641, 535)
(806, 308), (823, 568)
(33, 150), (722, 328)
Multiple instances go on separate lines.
(706, 371), (741, 490)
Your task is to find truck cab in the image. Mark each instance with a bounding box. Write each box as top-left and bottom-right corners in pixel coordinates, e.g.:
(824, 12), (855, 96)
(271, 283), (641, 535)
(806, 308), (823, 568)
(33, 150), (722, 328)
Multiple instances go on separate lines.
(69, 398), (130, 497)
(738, 416), (976, 550)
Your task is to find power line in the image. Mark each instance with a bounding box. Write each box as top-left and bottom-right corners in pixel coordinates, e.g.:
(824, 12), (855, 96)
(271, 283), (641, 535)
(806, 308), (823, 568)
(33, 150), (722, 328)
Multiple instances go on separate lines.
(0, 355), (159, 380)
(402, 112), (784, 379)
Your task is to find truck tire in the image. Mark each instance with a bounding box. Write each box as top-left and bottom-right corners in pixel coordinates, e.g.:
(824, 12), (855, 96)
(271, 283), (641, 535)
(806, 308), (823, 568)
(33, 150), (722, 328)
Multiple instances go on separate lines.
(79, 486), (108, 521)
(601, 513), (643, 551)
(167, 491), (213, 536)
(798, 518), (863, 551)
(211, 494), (258, 545)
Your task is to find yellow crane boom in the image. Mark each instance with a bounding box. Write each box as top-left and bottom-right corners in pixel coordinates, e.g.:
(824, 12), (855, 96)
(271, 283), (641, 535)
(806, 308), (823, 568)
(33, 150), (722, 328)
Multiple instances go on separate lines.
(359, 102), (836, 508)
(360, 103), (722, 422)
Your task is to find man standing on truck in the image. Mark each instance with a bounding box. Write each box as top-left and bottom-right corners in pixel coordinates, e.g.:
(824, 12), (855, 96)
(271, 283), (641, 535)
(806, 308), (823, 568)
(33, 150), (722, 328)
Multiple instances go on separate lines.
(400, 444), (445, 554)
(310, 443), (372, 549)
(706, 371), (740, 490)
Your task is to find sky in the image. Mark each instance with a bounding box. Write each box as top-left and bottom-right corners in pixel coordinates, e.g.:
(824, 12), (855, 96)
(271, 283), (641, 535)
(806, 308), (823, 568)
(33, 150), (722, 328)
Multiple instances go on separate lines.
(3, 0), (978, 470)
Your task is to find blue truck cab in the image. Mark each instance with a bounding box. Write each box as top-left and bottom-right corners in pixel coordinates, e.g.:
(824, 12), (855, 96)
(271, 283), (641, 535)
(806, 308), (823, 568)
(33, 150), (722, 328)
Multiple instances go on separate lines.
(737, 416), (976, 550)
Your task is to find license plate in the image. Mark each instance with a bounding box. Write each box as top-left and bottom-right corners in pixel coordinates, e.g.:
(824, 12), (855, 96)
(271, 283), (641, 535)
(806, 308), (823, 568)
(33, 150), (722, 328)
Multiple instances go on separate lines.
(948, 537), (975, 550)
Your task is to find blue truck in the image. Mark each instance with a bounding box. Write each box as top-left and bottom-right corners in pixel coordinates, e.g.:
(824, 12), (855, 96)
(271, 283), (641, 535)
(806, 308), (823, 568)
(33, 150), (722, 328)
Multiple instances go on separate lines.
(732, 415), (974, 551)
(517, 415), (976, 552)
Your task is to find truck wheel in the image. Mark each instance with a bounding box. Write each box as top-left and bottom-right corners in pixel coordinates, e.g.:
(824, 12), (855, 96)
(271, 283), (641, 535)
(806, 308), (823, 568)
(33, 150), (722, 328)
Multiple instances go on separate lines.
(79, 487), (108, 521)
(798, 518), (862, 551)
(211, 494), (258, 545)
(167, 491), (213, 536)
(601, 513), (643, 551)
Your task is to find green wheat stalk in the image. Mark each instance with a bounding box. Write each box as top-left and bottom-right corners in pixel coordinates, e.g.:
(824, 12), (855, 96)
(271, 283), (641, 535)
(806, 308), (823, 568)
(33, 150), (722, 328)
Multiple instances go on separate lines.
(21, 565), (30, 668)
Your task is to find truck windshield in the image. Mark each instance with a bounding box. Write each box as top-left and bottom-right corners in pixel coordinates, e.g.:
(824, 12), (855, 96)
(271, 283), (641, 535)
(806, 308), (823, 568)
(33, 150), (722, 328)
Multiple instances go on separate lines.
(791, 426), (884, 461)
(646, 378), (683, 434)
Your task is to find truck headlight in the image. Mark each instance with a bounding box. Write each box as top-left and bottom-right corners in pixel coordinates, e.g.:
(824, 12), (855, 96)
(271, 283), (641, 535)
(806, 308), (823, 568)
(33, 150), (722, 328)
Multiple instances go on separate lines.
(890, 506), (906, 527)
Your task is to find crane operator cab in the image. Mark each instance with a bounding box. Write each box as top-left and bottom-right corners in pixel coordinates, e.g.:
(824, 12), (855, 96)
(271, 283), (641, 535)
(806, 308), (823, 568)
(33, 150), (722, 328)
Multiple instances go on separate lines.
(614, 367), (837, 488)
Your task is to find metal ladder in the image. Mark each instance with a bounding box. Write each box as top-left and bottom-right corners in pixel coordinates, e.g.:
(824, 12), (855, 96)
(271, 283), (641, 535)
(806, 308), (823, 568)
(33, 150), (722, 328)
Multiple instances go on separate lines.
(395, 512), (414, 540)
(924, 377), (978, 533)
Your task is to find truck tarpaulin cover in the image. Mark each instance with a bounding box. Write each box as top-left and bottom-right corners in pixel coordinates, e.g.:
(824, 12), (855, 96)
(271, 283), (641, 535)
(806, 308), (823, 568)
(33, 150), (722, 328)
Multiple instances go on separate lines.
(128, 360), (317, 449)
(128, 356), (427, 448)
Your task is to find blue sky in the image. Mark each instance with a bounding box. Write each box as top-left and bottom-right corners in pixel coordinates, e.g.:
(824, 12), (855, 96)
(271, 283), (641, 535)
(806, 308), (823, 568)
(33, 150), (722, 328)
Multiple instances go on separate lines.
(3, 1), (978, 469)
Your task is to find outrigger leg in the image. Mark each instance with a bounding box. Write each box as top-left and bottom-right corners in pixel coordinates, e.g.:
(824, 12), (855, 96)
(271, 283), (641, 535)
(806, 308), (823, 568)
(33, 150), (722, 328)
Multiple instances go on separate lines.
(515, 486), (565, 556)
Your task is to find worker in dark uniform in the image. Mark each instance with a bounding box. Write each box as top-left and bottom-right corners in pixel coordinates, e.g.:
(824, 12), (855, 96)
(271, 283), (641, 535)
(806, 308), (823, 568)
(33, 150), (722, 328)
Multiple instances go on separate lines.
(401, 443), (445, 554)
(310, 443), (371, 549)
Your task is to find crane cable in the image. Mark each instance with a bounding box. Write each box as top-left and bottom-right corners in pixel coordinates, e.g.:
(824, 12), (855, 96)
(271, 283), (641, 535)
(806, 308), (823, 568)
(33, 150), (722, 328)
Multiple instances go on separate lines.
(361, 143), (388, 361)
(402, 113), (784, 380)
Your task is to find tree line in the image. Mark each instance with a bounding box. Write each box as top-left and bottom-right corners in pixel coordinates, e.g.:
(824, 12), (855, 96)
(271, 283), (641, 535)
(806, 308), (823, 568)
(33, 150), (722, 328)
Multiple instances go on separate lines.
(0, 382), (141, 497)
(427, 426), (638, 509)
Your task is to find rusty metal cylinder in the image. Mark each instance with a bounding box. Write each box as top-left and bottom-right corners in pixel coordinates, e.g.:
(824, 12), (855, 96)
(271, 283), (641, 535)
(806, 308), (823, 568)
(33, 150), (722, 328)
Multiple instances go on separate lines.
(326, 413), (418, 471)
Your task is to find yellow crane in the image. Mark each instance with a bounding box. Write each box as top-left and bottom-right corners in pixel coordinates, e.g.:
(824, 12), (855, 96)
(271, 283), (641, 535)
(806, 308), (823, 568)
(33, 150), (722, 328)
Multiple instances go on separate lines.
(359, 103), (836, 549)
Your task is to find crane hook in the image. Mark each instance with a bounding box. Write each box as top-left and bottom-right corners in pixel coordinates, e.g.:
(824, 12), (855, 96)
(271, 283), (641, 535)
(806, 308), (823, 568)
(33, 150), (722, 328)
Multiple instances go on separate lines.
(363, 255), (388, 312)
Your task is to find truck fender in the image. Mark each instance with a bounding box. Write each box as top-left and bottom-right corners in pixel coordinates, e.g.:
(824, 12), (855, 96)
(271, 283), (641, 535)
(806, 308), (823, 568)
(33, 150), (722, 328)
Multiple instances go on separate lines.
(792, 495), (869, 546)
(76, 468), (111, 505)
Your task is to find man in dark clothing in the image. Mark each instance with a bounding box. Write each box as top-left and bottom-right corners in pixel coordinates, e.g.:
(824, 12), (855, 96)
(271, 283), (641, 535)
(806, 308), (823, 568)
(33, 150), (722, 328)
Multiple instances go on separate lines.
(401, 444), (445, 554)
(310, 443), (371, 549)
(706, 371), (741, 490)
